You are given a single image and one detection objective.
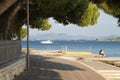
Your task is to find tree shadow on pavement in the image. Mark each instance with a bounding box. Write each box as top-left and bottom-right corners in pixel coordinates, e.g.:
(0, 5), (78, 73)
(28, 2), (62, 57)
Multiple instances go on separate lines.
(14, 54), (85, 80)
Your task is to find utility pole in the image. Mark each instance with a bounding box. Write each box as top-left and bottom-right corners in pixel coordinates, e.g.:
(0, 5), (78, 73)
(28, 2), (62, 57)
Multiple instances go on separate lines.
(26, 0), (29, 71)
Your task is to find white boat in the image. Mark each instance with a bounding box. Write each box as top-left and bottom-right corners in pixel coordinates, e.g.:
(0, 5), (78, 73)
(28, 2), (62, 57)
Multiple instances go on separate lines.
(40, 40), (53, 44)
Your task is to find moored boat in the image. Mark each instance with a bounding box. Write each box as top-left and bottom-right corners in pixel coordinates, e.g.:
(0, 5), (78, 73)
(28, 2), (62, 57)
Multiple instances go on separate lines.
(40, 40), (53, 44)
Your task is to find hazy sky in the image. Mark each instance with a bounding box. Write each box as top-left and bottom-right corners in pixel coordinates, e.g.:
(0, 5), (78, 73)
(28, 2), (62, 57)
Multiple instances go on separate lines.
(27, 9), (120, 40)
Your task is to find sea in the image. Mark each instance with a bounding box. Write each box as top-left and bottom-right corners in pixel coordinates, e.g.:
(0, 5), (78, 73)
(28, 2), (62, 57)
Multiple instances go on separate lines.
(22, 40), (120, 57)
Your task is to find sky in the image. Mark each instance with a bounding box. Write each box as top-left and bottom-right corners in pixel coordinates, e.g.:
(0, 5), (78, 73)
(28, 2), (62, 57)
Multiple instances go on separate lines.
(24, 9), (120, 40)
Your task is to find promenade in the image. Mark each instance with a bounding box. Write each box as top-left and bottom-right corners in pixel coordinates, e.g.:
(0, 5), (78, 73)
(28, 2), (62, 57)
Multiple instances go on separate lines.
(14, 54), (106, 80)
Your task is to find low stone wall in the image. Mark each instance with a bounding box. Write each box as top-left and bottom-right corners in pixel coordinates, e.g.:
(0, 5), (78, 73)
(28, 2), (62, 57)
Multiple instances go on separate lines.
(0, 56), (26, 80)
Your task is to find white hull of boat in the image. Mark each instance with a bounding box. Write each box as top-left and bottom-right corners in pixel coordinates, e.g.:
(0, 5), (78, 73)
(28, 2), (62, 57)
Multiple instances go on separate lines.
(40, 40), (53, 44)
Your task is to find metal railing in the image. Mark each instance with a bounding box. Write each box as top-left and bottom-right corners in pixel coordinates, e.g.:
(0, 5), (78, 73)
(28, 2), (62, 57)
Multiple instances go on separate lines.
(0, 40), (21, 64)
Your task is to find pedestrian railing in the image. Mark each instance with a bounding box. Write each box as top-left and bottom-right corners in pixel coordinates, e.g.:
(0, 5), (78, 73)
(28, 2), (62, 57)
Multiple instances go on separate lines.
(0, 40), (21, 64)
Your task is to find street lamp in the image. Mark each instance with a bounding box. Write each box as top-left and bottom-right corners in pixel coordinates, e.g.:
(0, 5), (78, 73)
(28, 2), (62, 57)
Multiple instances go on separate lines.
(26, 0), (29, 71)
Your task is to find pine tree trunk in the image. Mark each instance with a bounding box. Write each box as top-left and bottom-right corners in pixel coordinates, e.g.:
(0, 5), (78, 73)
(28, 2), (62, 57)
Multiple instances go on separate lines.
(2, 1), (21, 40)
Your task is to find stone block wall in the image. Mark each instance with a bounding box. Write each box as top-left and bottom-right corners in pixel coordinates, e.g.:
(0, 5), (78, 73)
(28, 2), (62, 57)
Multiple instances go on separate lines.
(0, 56), (26, 80)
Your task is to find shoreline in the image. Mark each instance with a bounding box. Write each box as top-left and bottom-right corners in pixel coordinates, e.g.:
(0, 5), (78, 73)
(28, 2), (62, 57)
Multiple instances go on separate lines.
(22, 48), (120, 67)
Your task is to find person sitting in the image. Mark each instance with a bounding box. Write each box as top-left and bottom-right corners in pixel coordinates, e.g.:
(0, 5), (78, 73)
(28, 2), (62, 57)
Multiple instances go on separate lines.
(99, 49), (105, 57)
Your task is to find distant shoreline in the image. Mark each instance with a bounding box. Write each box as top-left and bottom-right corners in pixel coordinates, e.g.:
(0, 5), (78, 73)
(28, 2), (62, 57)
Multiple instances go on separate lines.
(96, 40), (120, 42)
(96, 38), (120, 41)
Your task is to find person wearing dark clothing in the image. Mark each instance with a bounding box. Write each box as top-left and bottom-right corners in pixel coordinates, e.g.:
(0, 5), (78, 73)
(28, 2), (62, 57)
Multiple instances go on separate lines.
(99, 49), (105, 57)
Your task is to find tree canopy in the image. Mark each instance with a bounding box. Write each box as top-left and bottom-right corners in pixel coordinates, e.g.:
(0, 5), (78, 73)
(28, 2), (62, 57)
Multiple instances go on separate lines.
(0, 0), (119, 40)
(80, 2), (100, 26)
(91, 0), (120, 26)
(28, 0), (100, 29)
(13, 28), (27, 40)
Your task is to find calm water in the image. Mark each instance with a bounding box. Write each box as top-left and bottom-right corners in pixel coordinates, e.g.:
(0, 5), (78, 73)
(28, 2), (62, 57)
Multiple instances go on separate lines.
(22, 40), (120, 57)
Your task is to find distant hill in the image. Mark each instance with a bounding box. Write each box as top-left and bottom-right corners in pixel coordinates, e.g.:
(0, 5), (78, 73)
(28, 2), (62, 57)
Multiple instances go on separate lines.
(23, 33), (96, 41)
(23, 33), (120, 41)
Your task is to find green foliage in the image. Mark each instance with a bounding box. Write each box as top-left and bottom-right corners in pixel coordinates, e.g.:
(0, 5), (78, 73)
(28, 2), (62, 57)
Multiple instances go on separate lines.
(80, 2), (100, 26)
(30, 0), (90, 26)
(1, 0), (120, 40)
(99, 1), (120, 16)
(91, 0), (120, 26)
(20, 28), (27, 39)
(13, 28), (27, 40)
(31, 18), (51, 30)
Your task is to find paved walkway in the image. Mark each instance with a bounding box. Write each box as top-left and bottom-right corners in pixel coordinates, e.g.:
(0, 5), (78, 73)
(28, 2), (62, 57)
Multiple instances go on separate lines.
(80, 60), (120, 80)
(14, 54), (105, 80)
